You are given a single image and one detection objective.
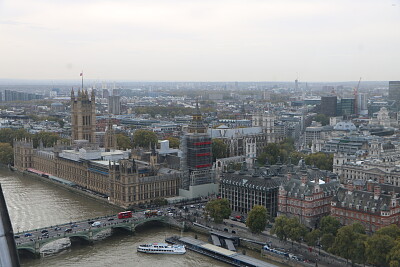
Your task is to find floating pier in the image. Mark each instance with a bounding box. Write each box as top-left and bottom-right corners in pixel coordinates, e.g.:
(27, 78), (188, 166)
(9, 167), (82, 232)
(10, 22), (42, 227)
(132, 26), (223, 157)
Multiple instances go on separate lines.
(166, 236), (276, 267)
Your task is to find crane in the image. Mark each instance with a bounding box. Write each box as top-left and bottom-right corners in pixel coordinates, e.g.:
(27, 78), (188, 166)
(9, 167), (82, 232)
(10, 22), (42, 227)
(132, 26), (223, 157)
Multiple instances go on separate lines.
(354, 77), (362, 115)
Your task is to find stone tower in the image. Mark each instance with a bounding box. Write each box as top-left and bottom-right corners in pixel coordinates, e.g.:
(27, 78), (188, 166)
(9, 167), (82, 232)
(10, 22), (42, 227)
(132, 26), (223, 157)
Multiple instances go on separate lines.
(71, 88), (96, 144)
(13, 139), (34, 171)
(104, 116), (116, 151)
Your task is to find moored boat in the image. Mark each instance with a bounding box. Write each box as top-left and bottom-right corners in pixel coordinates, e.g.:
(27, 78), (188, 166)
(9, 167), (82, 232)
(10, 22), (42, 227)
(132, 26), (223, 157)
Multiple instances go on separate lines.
(137, 243), (186, 254)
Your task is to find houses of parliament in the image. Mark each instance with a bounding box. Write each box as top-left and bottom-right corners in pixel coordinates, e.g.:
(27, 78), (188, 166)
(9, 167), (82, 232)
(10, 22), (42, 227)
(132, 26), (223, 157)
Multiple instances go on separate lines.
(14, 89), (181, 208)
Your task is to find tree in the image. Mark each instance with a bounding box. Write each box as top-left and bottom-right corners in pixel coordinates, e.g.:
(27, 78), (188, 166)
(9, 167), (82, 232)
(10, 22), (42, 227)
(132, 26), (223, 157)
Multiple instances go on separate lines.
(376, 224), (400, 239)
(320, 216), (341, 236)
(271, 215), (289, 241)
(305, 229), (321, 247)
(330, 223), (366, 265)
(165, 136), (180, 149)
(364, 225), (400, 267)
(257, 138), (296, 165)
(365, 233), (395, 267)
(0, 143), (13, 165)
(205, 198), (231, 223)
(116, 134), (133, 150)
(305, 153), (333, 171)
(320, 233), (335, 251)
(388, 239), (400, 267)
(32, 131), (60, 148)
(212, 139), (227, 160)
(285, 217), (308, 243)
(133, 130), (158, 148)
(246, 205), (268, 233)
(314, 114), (329, 126)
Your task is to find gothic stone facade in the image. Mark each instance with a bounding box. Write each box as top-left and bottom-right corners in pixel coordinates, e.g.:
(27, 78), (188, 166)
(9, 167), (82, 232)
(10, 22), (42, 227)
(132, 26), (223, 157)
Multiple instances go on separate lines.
(14, 141), (181, 208)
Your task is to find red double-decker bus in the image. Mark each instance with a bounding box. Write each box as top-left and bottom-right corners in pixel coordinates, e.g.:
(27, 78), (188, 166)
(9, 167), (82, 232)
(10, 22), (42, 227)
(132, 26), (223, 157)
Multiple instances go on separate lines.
(118, 211), (132, 219)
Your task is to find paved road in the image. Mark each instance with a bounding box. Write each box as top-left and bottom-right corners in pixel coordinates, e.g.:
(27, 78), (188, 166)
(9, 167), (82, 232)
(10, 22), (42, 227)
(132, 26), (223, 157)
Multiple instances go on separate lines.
(15, 208), (172, 246)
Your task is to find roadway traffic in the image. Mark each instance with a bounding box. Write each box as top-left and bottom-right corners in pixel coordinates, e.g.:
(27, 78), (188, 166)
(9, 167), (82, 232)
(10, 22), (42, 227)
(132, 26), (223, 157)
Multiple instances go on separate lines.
(14, 209), (159, 246)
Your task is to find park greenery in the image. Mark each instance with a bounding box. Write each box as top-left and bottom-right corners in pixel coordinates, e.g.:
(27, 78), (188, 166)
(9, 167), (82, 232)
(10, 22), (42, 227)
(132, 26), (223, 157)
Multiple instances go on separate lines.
(28, 115), (65, 128)
(270, 215), (400, 267)
(0, 143), (14, 165)
(165, 136), (180, 149)
(246, 205), (268, 234)
(212, 139), (228, 161)
(133, 129), (158, 148)
(0, 128), (70, 165)
(205, 198), (231, 223)
(116, 133), (133, 150)
(313, 114), (330, 126)
(257, 138), (333, 171)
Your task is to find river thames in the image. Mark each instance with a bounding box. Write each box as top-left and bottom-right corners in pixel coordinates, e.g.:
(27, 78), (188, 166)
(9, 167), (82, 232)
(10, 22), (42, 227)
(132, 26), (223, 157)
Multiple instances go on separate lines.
(0, 168), (278, 267)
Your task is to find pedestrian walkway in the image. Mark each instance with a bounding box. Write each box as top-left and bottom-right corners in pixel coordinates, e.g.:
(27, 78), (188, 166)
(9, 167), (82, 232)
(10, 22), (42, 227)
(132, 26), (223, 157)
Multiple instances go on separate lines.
(193, 218), (362, 267)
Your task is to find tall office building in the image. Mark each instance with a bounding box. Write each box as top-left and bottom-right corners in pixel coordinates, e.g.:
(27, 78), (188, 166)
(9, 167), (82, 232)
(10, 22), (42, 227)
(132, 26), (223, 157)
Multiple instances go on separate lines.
(320, 96), (337, 117)
(337, 98), (355, 117)
(71, 89), (96, 143)
(108, 95), (121, 115)
(389, 81), (400, 111)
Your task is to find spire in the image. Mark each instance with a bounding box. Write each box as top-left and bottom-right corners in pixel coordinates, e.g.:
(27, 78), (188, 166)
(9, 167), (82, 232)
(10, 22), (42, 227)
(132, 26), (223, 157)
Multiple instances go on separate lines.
(239, 161), (248, 175)
(188, 97), (206, 134)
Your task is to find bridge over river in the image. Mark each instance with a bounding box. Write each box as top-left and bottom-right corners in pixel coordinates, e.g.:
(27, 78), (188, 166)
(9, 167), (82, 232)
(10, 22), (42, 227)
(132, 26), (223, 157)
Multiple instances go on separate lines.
(15, 210), (178, 258)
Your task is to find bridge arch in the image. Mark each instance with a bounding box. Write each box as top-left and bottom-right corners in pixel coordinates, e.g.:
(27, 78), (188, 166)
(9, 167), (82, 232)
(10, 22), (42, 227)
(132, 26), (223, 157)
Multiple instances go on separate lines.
(17, 247), (38, 259)
(69, 234), (92, 244)
(133, 216), (166, 231)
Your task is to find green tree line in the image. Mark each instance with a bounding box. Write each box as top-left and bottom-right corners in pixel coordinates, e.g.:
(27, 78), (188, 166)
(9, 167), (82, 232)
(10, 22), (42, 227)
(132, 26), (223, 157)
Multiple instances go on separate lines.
(0, 128), (67, 165)
(257, 138), (333, 171)
(271, 215), (400, 267)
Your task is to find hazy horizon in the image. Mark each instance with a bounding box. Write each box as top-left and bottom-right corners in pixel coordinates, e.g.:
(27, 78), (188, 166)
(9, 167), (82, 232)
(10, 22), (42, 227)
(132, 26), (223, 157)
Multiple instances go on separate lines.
(1, 0), (399, 81)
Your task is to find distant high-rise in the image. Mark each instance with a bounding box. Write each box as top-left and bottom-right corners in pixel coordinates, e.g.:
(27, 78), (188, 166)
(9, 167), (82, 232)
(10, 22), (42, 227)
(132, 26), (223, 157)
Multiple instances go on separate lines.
(320, 96), (337, 117)
(102, 89), (110, 99)
(389, 81), (400, 111)
(108, 95), (121, 115)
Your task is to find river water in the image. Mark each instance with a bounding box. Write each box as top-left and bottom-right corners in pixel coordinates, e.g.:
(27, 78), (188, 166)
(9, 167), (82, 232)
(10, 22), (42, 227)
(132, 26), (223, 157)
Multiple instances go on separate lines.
(0, 168), (277, 267)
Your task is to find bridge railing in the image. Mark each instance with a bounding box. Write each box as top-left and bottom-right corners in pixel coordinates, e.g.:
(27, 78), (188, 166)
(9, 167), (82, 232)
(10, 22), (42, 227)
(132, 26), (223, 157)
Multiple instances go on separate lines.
(15, 210), (150, 235)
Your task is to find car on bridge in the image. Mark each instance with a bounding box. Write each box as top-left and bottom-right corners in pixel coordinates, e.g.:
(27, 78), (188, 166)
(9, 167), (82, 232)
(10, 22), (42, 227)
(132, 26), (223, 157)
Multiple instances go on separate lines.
(91, 221), (101, 227)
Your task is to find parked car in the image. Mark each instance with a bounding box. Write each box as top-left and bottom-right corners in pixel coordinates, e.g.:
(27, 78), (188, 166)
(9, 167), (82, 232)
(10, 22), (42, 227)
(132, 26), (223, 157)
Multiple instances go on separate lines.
(24, 233), (32, 237)
(65, 228), (72, 233)
(41, 229), (48, 234)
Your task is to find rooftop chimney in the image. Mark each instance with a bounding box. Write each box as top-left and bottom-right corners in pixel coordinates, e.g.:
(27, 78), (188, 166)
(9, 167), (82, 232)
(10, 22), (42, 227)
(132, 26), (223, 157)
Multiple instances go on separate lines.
(374, 185), (381, 200)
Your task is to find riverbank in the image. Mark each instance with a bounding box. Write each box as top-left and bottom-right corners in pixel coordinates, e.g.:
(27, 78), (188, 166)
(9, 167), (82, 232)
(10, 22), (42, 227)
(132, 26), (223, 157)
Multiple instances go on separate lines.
(6, 166), (124, 211)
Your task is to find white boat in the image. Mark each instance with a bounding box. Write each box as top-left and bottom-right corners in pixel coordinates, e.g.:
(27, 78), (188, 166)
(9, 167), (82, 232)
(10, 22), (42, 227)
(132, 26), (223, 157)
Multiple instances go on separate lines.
(137, 243), (186, 254)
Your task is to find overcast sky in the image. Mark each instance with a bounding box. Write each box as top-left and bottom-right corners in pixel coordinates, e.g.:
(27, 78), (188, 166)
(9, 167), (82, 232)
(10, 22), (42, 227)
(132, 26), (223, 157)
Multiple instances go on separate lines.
(0, 0), (399, 82)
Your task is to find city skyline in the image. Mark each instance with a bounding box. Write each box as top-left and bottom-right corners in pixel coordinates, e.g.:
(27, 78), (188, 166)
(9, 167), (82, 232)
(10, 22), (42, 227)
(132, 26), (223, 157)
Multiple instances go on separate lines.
(0, 0), (399, 81)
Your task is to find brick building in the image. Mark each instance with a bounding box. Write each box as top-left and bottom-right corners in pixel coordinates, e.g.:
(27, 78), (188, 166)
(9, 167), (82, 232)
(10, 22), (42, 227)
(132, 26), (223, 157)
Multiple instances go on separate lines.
(278, 164), (340, 228)
(331, 180), (400, 232)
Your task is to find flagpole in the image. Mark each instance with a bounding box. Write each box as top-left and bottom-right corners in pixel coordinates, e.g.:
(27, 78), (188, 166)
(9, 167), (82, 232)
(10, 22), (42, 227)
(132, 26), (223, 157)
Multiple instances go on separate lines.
(81, 71), (84, 90)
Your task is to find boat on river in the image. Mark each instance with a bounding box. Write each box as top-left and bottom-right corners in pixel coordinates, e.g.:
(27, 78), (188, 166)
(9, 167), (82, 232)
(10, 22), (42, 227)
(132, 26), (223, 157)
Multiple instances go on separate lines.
(137, 243), (186, 254)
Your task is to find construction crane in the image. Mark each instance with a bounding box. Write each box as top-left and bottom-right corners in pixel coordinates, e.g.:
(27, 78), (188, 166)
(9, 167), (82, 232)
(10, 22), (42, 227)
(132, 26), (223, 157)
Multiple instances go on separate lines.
(354, 77), (362, 116)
